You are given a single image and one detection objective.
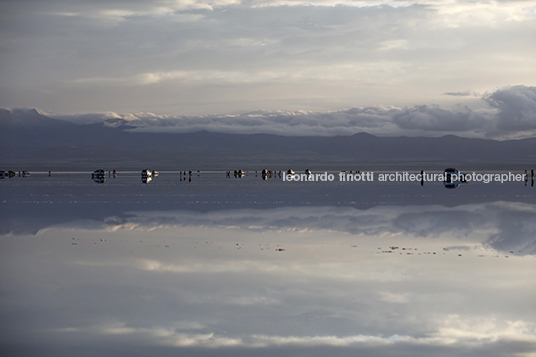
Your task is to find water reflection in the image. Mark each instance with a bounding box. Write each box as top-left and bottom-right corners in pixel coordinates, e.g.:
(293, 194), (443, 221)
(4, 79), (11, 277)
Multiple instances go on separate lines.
(12, 203), (533, 256)
(233, 169), (246, 178)
(1, 203), (535, 356)
(91, 169), (119, 183)
(1, 173), (535, 356)
(525, 169), (535, 187)
(92, 176), (105, 183)
(0, 170), (17, 178)
(91, 169), (106, 183)
(141, 169), (158, 184)
(442, 167), (467, 189)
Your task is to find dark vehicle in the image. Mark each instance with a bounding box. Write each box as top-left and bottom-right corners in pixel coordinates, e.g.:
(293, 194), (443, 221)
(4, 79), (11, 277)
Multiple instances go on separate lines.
(91, 169), (106, 183)
(234, 170), (245, 178)
(443, 168), (467, 189)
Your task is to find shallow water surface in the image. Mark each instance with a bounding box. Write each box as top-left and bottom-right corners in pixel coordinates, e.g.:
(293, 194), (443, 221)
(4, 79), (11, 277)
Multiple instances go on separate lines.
(1, 172), (535, 357)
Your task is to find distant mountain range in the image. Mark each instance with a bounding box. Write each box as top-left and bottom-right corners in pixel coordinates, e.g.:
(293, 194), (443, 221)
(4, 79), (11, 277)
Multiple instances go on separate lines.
(1, 108), (535, 171)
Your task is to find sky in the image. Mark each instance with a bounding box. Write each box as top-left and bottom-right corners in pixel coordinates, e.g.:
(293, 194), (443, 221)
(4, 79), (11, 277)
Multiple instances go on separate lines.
(1, 0), (536, 138)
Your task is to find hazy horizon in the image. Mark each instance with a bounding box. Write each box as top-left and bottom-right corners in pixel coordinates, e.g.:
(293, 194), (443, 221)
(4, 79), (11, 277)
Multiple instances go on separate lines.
(3, 83), (536, 140)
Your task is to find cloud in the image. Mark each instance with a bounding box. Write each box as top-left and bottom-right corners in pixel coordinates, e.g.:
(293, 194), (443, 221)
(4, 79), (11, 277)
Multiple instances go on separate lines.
(53, 106), (402, 137)
(485, 85), (536, 131)
(45, 85), (536, 139)
(444, 91), (479, 97)
(2, 0), (535, 116)
(392, 104), (489, 132)
(51, 318), (536, 351)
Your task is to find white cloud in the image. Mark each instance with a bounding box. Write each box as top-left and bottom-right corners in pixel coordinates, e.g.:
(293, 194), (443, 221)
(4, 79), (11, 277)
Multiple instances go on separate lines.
(55, 317), (536, 350)
(432, 315), (536, 345)
(44, 86), (536, 139)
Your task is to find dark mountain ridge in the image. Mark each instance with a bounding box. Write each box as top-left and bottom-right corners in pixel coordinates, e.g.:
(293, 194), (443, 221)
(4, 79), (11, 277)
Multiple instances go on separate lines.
(1, 109), (535, 170)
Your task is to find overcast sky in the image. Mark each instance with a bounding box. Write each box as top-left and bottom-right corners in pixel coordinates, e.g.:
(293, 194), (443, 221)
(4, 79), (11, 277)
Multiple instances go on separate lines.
(1, 0), (536, 138)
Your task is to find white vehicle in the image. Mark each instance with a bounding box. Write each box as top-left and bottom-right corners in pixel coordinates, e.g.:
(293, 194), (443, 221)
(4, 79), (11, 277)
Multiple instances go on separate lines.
(141, 169), (152, 177)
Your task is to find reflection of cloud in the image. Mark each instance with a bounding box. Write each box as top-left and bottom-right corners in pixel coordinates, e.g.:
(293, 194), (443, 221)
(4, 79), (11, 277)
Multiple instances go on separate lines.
(485, 209), (536, 255)
(58, 202), (535, 255)
(4, 201), (536, 357)
(392, 210), (488, 237)
(135, 259), (408, 282)
(141, 259), (251, 274)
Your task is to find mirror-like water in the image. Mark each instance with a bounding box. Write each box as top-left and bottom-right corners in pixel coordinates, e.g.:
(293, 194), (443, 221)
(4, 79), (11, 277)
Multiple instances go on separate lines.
(1, 172), (535, 357)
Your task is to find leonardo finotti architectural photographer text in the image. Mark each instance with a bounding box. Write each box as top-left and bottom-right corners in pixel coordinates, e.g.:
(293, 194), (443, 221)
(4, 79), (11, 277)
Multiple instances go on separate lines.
(282, 172), (527, 183)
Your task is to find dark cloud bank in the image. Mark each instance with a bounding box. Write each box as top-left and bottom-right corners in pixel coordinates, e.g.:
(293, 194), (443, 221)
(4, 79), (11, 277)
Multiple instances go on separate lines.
(1, 86), (535, 170)
(44, 85), (536, 139)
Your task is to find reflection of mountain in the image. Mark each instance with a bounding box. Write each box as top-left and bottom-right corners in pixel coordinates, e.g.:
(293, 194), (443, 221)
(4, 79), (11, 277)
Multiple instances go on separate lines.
(1, 109), (535, 170)
(1, 168), (534, 255)
(2, 171), (535, 236)
(3, 200), (534, 256)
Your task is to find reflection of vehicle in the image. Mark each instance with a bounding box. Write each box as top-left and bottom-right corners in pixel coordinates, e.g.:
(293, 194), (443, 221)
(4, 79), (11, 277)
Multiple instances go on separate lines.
(92, 169), (106, 183)
(443, 168), (467, 189)
(261, 168), (272, 180)
(142, 176), (152, 184)
(234, 170), (245, 178)
(141, 169), (158, 183)
(92, 176), (105, 183)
